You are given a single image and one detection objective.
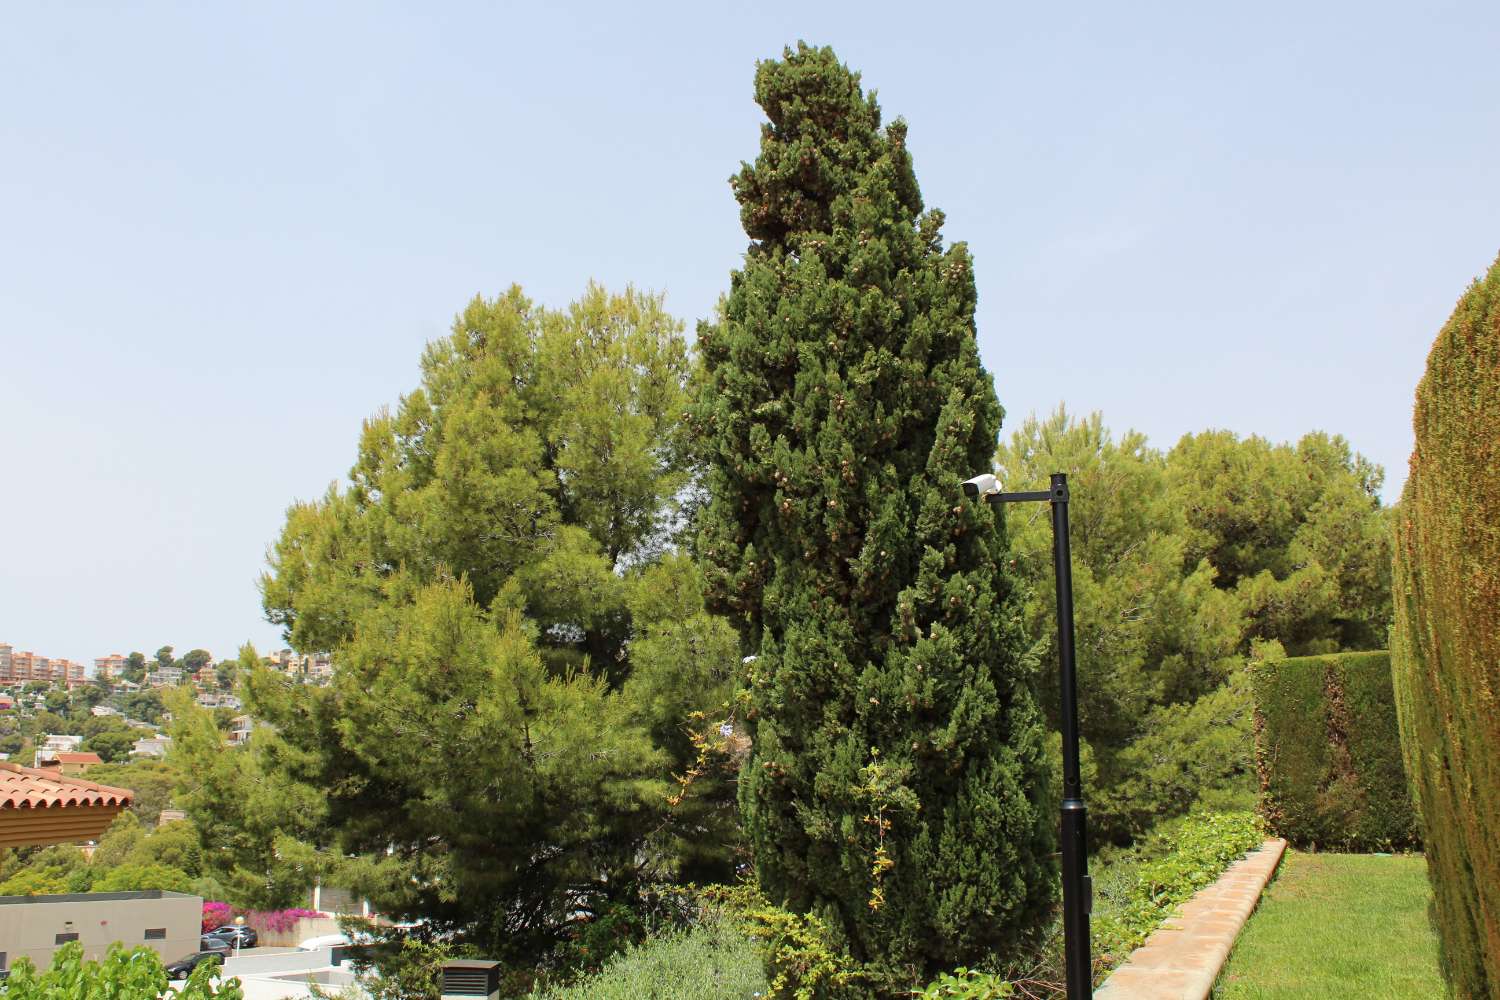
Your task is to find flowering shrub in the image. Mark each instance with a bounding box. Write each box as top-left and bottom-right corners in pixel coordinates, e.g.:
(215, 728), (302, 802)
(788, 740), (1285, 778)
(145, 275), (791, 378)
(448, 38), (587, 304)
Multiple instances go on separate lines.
(202, 900), (235, 933)
(245, 907), (322, 934)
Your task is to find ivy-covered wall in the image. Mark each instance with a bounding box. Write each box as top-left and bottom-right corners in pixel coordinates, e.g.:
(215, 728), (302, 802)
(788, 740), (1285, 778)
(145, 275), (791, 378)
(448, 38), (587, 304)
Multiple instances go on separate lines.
(1251, 651), (1418, 851)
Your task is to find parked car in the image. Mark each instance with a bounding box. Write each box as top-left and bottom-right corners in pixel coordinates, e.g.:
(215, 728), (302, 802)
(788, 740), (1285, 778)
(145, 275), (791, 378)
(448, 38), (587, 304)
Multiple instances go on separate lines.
(207, 924), (258, 948)
(165, 950), (224, 981)
(297, 932), (350, 951)
(199, 935), (231, 953)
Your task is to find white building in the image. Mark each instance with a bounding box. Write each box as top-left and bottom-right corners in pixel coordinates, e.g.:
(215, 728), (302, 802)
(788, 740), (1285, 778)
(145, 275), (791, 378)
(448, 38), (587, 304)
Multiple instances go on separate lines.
(35, 734), (84, 765)
(227, 716), (254, 746)
(130, 734), (172, 758)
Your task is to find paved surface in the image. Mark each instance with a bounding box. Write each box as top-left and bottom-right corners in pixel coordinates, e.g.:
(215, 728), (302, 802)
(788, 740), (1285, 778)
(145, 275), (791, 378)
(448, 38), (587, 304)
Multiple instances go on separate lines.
(1095, 837), (1287, 1000)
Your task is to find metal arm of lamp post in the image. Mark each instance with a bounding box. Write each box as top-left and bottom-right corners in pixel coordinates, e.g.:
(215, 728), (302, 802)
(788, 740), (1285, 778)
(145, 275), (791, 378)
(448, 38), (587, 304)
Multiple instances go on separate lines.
(971, 472), (1093, 1000)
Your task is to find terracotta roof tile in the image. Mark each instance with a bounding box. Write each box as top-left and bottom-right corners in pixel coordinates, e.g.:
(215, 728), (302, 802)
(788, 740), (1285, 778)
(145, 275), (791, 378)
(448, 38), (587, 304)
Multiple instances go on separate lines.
(54, 752), (103, 764)
(0, 761), (133, 810)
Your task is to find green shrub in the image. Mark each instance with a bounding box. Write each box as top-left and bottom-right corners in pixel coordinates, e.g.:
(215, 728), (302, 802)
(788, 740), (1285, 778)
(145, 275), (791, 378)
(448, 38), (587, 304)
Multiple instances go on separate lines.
(527, 915), (767, 1000)
(912, 968), (1014, 998)
(1251, 652), (1418, 851)
(1093, 672), (1258, 844)
(702, 884), (874, 1000)
(1092, 811), (1265, 967)
(1392, 253), (1500, 998)
(1, 941), (240, 999)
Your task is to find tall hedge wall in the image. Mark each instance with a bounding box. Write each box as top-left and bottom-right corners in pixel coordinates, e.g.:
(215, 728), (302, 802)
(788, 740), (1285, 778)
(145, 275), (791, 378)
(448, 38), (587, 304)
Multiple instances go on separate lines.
(1392, 254), (1500, 1000)
(1251, 651), (1418, 851)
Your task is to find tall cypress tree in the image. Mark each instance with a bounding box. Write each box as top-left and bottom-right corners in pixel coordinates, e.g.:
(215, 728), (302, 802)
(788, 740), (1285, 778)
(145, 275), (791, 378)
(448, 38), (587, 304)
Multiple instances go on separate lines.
(693, 43), (1054, 986)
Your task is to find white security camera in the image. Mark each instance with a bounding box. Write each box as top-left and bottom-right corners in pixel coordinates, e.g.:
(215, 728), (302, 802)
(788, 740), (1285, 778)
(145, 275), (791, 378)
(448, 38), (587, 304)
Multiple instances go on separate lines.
(961, 473), (1000, 498)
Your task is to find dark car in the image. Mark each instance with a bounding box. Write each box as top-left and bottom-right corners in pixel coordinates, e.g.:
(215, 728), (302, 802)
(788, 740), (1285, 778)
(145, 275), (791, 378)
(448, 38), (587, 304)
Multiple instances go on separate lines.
(207, 924), (258, 948)
(200, 935), (232, 953)
(165, 950), (224, 981)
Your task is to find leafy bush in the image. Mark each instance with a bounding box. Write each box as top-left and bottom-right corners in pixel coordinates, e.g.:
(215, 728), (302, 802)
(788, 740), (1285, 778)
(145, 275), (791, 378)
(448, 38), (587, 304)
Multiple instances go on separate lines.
(1393, 252), (1500, 998)
(1092, 811), (1264, 963)
(699, 885), (873, 1000)
(91, 861), (195, 893)
(913, 968), (1014, 998)
(1, 941), (241, 999)
(347, 936), (453, 1000)
(527, 915), (766, 1000)
(1092, 672), (1258, 844)
(1251, 652), (1418, 851)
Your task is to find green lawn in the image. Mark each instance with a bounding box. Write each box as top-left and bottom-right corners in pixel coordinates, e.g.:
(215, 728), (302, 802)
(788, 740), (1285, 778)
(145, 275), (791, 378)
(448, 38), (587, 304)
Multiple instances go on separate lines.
(1214, 850), (1444, 999)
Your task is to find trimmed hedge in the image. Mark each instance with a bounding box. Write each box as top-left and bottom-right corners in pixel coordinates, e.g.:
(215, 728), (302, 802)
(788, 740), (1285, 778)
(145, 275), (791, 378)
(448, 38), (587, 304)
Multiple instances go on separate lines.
(1393, 253), (1500, 999)
(1251, 651), (1418, 851)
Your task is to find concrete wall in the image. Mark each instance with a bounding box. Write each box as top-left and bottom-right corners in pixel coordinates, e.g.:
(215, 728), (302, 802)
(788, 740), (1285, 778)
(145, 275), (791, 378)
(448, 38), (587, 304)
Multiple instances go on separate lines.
(223, 947), (339, 976)
(0, 890), (201, 972)
(253, 915), (343, 948)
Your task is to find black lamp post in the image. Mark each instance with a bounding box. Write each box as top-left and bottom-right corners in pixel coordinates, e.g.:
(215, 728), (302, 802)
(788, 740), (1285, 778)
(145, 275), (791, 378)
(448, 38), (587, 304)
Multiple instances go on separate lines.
(964, 471), (1092, 1000)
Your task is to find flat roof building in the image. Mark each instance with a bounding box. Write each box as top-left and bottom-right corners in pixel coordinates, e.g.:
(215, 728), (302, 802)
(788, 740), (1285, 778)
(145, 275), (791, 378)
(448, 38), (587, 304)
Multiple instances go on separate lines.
(0, 890), (200, 974)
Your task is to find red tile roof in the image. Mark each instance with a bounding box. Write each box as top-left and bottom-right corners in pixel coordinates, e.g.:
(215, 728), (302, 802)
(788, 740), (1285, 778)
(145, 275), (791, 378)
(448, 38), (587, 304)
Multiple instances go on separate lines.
(54, 752), (103, 765)
(0, 761), (133, 810)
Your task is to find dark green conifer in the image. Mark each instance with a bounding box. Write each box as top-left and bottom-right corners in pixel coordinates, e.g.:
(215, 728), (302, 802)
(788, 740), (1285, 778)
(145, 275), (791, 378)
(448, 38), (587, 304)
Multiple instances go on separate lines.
(693, 43), (1054, 987)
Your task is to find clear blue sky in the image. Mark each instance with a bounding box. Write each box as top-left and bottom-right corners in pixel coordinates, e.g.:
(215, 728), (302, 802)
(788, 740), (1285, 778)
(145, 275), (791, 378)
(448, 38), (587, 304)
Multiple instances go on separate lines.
(3, 2), (1497, 664)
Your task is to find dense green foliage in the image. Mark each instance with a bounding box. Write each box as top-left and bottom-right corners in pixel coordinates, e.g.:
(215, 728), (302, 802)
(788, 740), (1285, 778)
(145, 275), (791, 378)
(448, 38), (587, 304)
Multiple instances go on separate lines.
(996, 410), (1390, 844)
(0, 808), (208, 897)
(0, 942), (240, 999)
(253, 283), (740, 958)
(1251, 652), (1417, 851)
(692, 43), (1052, 988)
(1392, 253), (1500, 999)
(168, 673), (327, 909)
(1091, 811), (1264, 967)
(1166, 431), (1392, 654)
(1215, 852), (1444, 999)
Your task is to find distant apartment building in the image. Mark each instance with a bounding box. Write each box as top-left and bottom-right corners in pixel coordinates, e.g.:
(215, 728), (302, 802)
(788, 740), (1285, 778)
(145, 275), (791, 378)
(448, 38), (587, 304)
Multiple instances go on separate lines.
(226, 715), (254, 746)
(264, 649), (334, 684)
(93, 653), (127, 681)
(34, 735), (84, 768)
(307, 652), (334, 682)
(131, 735), (171, 758)
(0, 645), (87, 686)
(39, 735), (83, 756)
(144, 666), (182, 688)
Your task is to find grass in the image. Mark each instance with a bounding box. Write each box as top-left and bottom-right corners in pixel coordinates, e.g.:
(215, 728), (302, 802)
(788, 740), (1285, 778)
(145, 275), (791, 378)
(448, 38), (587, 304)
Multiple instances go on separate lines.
(1213, 850), (1444, 999)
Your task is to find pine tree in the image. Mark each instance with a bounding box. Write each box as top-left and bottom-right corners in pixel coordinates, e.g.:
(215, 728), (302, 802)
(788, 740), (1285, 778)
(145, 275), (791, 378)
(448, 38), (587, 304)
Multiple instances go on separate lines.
(693, 43), (1054, 986)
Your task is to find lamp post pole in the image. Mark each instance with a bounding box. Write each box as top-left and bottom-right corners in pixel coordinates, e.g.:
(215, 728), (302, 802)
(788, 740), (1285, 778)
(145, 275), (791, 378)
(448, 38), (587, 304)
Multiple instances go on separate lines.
(980, 472), (1092, 1000)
